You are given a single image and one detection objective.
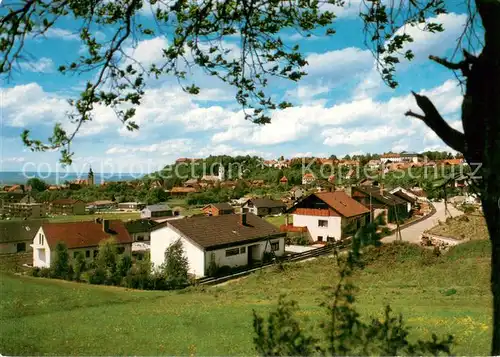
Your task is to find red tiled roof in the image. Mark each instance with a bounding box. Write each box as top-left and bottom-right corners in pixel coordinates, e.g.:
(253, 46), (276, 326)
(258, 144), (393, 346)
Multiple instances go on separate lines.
(315, 191), (370, 218)
(293, 207), (340, 216)
(170, 186), (197, 193)
(42, 220), (132, 249)
(303, 173), (315, 178)
(280, 176), (288, 182)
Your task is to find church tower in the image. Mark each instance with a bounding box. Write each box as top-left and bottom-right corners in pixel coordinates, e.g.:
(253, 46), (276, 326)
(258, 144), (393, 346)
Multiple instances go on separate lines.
(218, 164), (225, 181)
(87, 166), (95, 186)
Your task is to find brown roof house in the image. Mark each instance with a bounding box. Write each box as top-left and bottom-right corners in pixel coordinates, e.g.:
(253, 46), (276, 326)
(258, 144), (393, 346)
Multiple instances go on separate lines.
(202, 203), (235, 216)
(150, 213), (285, 277)
(50, 199), (86, 215)
(0, 220), (45, 254)
(31, 219), (132, 268)
(284, 191), (369, 243)
(241, 198), (286, 217)
(351, 185), (409, 223)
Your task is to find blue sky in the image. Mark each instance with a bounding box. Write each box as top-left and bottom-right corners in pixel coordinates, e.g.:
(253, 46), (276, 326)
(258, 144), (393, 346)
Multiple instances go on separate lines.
(0, 1), (478, 174)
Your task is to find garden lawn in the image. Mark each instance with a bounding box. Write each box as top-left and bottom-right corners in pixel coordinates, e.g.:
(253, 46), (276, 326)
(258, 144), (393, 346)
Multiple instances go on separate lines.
(47, 212), (141, 223)
(0, 240), (492, 356)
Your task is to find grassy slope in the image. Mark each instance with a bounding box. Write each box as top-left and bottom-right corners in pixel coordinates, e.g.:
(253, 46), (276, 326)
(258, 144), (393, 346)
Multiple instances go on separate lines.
(0, 241), (492, 356)
(427, 214), (489, 240)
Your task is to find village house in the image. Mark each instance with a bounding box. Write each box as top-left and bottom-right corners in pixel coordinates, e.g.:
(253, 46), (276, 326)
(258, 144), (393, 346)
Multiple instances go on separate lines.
(202, 203), (235, 216)
(150, 213), (285, 277)
(302, 173), (316, 185)
(125, 219), (160, 260)
(140, 204), (173, 219)
(351, 185), (408, 223)
(183, 178), (200, 188)
(367, 159), (381, 169)
(86, 200), (117, 212)
(0, 192), (33, 212)
(50, 199), (86, 215)
(241, 198), (286, 216)
(284, 191), (369, 243)
(117, 202), (146, 211)
(0, 220), (44, 254)
(389, 187), (419, 212)
(125, 219), (160, 242)
(31, 219), (132, 268)
(3, 202), (46, 219)
(279, 176), (288, 185)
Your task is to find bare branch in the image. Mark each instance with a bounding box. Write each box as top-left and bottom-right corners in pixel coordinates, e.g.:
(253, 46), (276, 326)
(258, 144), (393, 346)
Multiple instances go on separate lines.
(406, 91), (466, 153)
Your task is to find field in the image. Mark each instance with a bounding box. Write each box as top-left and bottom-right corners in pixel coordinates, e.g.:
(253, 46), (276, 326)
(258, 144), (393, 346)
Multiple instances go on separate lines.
(46, 212), (141, 223)
(0, 240), (492, 356)
(265, 214), (289, 227)
(427, 214), (489, 240)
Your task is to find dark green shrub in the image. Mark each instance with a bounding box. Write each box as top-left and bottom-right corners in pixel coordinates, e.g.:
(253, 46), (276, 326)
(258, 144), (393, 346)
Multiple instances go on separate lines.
(39, 267), (51, 278)
(51, 241), (70, 279)
(29, 267), (41, 277)
(88, 267), (106, 285)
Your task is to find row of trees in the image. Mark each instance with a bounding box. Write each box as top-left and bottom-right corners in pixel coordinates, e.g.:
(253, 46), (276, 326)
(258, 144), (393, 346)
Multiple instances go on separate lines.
(31, 239), (190, 290)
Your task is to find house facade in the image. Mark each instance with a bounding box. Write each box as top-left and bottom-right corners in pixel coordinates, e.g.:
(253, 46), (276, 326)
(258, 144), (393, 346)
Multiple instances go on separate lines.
(241, 198), (286, 216)
(141, 204), (173, 219)
(31, 219), (132, 268)
(0, 220), (43, 254)
(302, 173), (316, 185)
(286, 191), (369, 242)
(201, 203), (235, 216)
(351, 186), (408, 223)
(150, 213), (285, 277)
(50, 199), (86, 215)
(118, 202), (146, 211)
(3, 202), (46, 218)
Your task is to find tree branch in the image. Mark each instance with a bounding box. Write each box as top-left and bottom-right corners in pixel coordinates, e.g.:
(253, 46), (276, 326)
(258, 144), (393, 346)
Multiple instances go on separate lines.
(405, 91), (466, 153)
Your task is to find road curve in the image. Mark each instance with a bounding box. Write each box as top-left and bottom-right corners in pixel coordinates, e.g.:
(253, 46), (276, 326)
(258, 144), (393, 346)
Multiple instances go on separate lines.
(381, 201), (463, 244)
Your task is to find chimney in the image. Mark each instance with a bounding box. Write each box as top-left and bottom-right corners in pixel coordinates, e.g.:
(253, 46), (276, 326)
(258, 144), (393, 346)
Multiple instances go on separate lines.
(102, 219), (110, 233)
(240, 213), (247, 226)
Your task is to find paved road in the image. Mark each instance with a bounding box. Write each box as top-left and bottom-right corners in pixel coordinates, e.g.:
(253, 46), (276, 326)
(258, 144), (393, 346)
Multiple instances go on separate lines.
(382, 201), (463, 244)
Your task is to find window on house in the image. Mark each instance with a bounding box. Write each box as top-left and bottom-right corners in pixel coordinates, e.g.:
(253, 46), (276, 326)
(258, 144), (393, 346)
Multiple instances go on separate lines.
(137, 235), (144, 242)
(318, 219), (328, 227)
(85, 250), (90, 258)
(271, 242), (280, 251)
(240, 247), (246, 254)
(327, 237), (335, 243)
(73, 251), (79, 258)
(225, 248), (240, 257)
(16, 242), (26, 252)
(93, 250), (98, 258)
(317, 236), (323, 242)
(117, 246), (125, 254)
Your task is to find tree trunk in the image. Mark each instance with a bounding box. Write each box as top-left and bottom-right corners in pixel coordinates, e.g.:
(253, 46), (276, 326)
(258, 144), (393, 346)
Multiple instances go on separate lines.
(466, 1), (500, 354)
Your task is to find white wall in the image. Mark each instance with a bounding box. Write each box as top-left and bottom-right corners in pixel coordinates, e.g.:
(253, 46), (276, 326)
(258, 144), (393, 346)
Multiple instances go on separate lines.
(150, 225), (205, 277)
(31, 227), (51, 268)
(205, 237), (285, 272)
(293, 214), (342, 241)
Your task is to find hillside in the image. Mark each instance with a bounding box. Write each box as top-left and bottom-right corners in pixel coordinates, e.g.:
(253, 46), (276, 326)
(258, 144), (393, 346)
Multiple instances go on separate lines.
(427, 214), (489, 241)
(0, 240), (492, 356)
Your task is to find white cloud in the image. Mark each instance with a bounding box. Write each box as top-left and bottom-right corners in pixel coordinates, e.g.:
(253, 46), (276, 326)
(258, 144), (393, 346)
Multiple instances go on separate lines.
(323, 126), (414, 147)
(19, 58), (54, 73)
(391, 139), (409, 153)
(0, 83), (69, 127)
(305, 47), (372, 78)
(124, 37), (168, 67)
(106, 139), (193, 156)
(354, 12), (468, 99)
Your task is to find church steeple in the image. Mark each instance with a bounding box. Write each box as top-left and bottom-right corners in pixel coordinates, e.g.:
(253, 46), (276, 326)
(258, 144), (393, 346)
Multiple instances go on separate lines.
(88, 166), (95, 186)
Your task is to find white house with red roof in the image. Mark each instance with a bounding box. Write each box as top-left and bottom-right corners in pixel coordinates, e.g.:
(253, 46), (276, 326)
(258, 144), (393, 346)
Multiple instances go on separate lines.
(285, 191), (370, 243)
(31, 219), (132, 268)
(302, 173), (316, 185)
